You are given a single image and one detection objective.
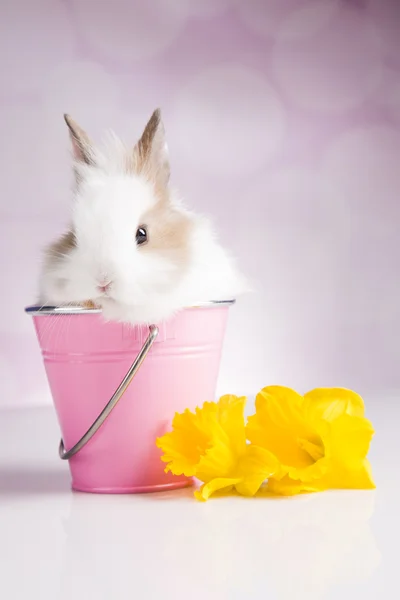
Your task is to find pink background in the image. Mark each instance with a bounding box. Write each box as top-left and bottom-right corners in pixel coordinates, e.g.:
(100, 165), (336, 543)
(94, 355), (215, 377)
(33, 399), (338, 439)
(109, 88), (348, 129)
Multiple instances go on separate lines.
(0, 0), (399, 408)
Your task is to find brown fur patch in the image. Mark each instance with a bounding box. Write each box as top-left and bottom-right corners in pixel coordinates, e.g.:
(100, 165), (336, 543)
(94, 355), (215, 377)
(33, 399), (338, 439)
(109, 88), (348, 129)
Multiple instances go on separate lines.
(46, 230), (76, 264)
(125, 110), (161, 177)
(124, 151), (140, 176)
(135, 109), (161, 169)
(126, 109), (170, 199)
(64, 114), (94, 165)
(82, 300), (98, 308)
(140, 201), (192, 270)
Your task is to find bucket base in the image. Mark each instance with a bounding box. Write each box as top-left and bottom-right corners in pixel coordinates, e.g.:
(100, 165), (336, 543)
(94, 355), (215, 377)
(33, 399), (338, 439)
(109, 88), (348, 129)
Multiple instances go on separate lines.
(71, 478), (195, 495)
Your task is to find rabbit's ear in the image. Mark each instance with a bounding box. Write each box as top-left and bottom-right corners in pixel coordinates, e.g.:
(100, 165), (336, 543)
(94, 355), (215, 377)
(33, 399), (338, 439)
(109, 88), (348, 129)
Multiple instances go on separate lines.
(64, 114), (94, 165)
(134, 109), (170, 189)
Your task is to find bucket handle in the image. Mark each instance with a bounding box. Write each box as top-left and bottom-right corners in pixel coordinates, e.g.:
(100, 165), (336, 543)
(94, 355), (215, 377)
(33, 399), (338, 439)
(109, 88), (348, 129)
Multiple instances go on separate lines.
(59, 325), (159, 460)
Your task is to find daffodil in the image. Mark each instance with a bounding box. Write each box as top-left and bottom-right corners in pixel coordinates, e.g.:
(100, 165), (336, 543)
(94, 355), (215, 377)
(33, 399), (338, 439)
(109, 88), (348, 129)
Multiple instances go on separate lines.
(156, 395), (279, 500)
(246, 386), (375, 495)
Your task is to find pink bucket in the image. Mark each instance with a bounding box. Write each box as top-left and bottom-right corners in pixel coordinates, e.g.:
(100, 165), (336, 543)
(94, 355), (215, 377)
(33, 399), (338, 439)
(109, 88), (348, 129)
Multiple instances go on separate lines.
(26, 302), (233, 493)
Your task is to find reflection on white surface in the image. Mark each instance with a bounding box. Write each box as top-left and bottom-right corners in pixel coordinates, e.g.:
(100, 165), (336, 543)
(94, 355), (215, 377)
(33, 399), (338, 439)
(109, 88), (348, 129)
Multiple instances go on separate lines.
(0, 404), (392, 600)
(64, 493), (377, 599)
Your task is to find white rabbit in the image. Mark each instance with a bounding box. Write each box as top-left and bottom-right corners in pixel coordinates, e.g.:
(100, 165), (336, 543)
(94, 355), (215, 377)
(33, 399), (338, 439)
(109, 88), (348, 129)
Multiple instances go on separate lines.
(39, 109), (247, 325)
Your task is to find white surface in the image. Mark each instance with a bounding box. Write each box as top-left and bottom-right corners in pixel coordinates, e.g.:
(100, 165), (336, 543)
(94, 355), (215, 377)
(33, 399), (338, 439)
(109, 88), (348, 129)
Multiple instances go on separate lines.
(0, 397), (397, 600)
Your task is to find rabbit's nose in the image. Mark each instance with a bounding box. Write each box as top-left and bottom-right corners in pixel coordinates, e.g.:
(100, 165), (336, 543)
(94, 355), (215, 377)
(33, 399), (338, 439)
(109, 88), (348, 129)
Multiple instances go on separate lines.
(97, 280), (112, 294)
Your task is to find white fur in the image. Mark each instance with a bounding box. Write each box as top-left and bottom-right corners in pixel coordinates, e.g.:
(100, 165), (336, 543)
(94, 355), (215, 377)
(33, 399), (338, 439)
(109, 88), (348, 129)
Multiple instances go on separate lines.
(39, 132), (247, 325)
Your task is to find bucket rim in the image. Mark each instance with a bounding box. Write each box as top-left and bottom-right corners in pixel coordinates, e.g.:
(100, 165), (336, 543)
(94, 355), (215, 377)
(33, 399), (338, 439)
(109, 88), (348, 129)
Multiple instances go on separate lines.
(25, 299), (235, 316)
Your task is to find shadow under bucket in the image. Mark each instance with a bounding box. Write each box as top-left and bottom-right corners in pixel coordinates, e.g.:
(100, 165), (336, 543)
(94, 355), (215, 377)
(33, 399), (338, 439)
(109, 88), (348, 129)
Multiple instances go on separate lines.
(25, 301), (233, 494)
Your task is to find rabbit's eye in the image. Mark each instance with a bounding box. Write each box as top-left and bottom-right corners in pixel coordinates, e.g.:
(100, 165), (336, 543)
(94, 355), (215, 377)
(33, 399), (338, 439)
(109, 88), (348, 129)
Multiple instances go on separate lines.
(135, 226), (148, 246)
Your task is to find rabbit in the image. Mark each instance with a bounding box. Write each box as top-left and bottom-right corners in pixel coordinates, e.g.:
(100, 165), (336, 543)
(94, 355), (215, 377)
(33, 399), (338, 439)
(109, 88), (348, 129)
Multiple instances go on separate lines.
(38, 109), (247, 325)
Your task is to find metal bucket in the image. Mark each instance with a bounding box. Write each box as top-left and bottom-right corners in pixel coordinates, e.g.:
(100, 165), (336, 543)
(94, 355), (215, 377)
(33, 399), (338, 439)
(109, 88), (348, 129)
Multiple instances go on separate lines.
(26, 302), (233, 493)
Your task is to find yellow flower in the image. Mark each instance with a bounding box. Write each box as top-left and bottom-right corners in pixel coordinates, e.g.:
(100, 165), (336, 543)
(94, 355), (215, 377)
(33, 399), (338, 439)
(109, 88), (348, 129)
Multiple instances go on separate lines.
(246, 386), (375, 495)
(156, 395), (279, 501)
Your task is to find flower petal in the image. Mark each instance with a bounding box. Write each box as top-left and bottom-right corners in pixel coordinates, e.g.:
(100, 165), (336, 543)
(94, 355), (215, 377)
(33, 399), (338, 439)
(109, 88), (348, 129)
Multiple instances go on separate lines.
(194, 478), (242, 501)
(266, 475), (320, 496)
(235, 445), (280, 496)
(217, 395), (247, 456)
(259, 386), (305, 412)
(268, 458), (375, 494)
(247, 386), (321, 471)
(304, 388), (365, 422)
(322, 459), (376, 490)
(158, 395), (249, 483)
(196, 435), (238, 482)
(328, 414), (374, 463)
(156, 402), (218, 476)
(286, 456), (329, 482)
(195, 396), (248, 482)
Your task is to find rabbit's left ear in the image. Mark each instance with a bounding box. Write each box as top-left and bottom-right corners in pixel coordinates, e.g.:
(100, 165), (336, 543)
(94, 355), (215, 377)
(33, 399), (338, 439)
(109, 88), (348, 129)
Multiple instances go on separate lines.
(64, 114), (95, 166)
(134, 108), (170, 189)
